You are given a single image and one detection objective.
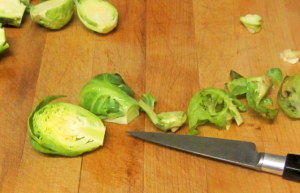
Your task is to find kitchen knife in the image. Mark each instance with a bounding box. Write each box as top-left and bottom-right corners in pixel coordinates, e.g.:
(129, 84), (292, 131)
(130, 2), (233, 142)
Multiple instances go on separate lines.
(128, 131), (300, 182)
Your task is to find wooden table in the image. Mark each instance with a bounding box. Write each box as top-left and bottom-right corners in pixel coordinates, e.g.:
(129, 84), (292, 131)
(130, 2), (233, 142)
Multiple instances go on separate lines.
(1, 0), (300, 192)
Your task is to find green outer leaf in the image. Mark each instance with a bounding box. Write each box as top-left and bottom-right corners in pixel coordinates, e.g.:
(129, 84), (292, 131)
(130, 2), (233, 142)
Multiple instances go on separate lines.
(278, 75), (300, 118)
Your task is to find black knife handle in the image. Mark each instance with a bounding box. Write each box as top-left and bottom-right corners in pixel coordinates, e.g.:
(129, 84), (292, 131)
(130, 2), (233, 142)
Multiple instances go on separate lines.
(282, 154), (300, 182)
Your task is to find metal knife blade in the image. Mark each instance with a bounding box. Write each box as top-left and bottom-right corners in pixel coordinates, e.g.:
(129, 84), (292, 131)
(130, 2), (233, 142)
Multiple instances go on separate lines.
(127, 131), (293, 179)
(128, 131), (261, 169)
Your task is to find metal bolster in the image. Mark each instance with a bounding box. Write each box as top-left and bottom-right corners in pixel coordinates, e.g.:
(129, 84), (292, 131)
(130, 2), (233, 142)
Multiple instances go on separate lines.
(258, 153), (287, 175)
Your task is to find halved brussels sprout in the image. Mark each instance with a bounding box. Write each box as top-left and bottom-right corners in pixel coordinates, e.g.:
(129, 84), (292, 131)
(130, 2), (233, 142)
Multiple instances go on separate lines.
(76, 0), (118, 34)
(0, 0), (26, 27)
(240, 14), (262, 33)
(0, 24), (9, 53)
(30, 0), (74, 30)
(28, 95), (106, 156)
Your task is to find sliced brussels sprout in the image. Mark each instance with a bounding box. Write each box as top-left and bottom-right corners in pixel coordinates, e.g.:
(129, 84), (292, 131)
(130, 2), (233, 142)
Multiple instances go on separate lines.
(0, 0), (26, 27)
(76, 0), (118, 34)
(240, 14), (262, 33)
(79, 73), (140, 124)
(187, 88), (245, 135)
(0, 24), (9, 53)
(280, 49), (300, 64)
(226, 68), (283, 119)
(139, 94), (187, 132)
(278, 74), (300, 118)
(28, 95), (106, 156)
(30, 0), (74, 30)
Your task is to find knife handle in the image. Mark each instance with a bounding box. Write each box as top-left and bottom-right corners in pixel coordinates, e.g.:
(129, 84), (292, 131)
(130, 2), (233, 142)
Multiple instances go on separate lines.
(282, 154), (300, 182)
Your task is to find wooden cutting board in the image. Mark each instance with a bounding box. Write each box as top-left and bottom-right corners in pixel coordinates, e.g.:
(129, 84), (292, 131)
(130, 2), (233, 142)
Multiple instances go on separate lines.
(1, 0), (300, 192)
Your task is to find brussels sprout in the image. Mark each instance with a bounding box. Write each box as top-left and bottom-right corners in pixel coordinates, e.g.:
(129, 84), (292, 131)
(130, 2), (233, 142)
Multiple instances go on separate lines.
(30, 0), (74, 30)
(0, 24), (9, 53)
(28, 95), (106, 156)
(240, 14), (262, 33)
(79, 73), (140, 124)
(226, 68), (283, 119)
(139, 94), (187, 132)
(278, 74), (300, 118)
(0, 0), (26, 27)
(187, 88), (245, 135)
(76, 0), (118, 34)
(280, 49), (300, 64)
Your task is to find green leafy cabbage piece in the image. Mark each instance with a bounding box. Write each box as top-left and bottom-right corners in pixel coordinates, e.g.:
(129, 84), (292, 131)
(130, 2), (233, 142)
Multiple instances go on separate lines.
(79, 73), (139, 124)
(30, 0), (74, 30)
(0, 0), (26, 27)
(187, 88), (245, 135)
(139, 93), (187, 132)
(0, 24), (9, 53)
(76, 0), (118, 34)
(226, 68), (283, 119)
(28, 95), (106, 156)
(278, 74), (300, 118)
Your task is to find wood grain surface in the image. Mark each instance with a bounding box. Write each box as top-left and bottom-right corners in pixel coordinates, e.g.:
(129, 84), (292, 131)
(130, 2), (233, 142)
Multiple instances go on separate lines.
(1, 0), (300, 192)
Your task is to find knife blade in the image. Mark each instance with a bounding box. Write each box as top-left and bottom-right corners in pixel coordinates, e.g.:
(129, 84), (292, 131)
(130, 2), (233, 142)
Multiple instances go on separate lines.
(128, 131), (300, 182)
